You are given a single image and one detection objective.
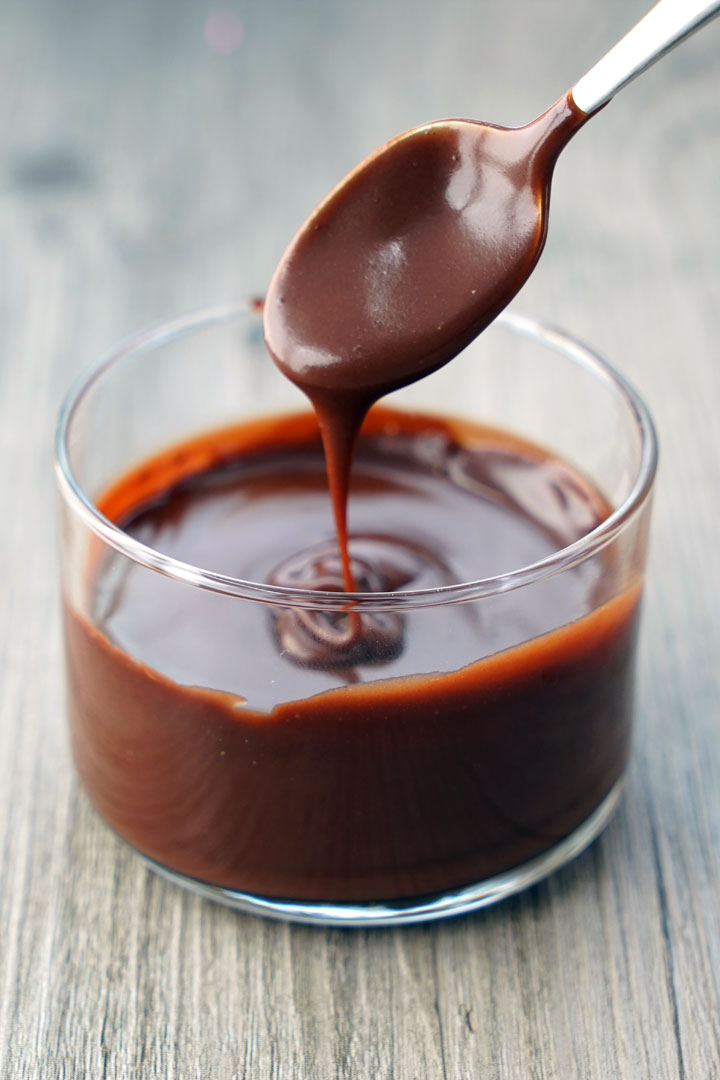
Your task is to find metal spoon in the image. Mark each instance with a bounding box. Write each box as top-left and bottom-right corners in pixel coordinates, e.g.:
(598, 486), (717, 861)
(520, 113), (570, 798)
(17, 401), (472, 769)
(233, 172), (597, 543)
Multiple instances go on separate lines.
(264, 0), (720, 401)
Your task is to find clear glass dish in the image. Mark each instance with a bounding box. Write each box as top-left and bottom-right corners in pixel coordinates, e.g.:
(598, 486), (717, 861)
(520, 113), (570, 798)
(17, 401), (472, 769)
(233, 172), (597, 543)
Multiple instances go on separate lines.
(55, 303), (657, 925)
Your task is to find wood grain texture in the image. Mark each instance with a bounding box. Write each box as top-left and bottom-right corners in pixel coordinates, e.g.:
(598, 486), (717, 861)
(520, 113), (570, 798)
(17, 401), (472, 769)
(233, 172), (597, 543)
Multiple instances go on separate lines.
(0, 0), (719, 1076)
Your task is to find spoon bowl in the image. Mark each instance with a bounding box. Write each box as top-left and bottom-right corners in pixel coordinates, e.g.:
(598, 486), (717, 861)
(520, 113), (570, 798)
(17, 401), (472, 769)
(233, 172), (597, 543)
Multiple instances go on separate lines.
(264, 100), (584, 401)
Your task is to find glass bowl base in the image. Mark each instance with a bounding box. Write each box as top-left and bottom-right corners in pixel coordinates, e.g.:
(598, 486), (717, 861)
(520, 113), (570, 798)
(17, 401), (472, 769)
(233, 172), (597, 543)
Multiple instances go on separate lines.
(137, 779), (624, 926)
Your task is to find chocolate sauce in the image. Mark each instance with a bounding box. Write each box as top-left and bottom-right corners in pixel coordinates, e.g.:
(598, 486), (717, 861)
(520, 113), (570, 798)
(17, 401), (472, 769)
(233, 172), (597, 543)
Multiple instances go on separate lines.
(264, 93), (586, 587)
(65, 408), (641, 901)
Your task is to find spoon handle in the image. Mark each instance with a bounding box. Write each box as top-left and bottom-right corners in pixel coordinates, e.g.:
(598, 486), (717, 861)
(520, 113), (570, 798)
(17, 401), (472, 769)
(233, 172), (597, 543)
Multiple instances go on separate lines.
(571, 0), (720, 116)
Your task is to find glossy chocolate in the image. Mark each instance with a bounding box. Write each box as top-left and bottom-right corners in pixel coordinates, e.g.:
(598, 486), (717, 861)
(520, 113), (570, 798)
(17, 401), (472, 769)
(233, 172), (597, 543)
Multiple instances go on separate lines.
(65, 410), (640, 901)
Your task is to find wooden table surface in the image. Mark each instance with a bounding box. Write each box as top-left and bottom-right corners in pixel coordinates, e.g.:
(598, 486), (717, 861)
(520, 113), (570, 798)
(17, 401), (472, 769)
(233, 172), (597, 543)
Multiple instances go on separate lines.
(1, 0), (719, 1076)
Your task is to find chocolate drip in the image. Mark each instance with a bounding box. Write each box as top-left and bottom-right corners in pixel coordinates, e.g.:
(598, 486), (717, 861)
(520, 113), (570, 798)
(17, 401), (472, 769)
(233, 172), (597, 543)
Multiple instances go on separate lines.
(264, 93), (586, 585)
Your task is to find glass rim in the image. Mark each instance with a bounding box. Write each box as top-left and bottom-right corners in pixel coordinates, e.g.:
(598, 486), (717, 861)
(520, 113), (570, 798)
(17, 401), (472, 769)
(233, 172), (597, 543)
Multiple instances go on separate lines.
(54, 302), (658, 612)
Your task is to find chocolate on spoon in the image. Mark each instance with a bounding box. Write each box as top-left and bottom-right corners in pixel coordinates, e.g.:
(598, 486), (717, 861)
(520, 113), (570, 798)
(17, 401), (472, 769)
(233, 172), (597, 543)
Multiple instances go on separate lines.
(264, 0), (718, 590)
